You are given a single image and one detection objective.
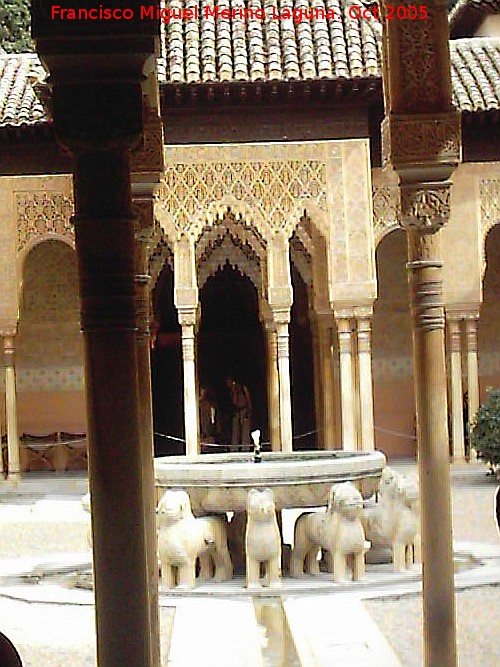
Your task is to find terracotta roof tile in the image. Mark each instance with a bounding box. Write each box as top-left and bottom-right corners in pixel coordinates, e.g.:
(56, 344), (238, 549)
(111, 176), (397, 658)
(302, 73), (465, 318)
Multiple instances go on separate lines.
(0, 54), (47, 128)
(451, 38), (500, 111)
(160, 0), (383, 82)
(2, 10), (500, 128)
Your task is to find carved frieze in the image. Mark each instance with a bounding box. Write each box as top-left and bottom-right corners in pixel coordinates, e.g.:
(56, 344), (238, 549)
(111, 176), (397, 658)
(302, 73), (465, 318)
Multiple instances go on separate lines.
(480, 179), (500, 236)
(386, 115), (461, 166)
(155, 157), (328, 242)
(16, 192), (74, 253)
(398, 16), (441, 111)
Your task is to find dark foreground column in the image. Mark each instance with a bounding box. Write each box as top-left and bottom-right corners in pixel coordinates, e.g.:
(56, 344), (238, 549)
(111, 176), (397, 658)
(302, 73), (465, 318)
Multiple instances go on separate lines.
(31, 3), (160, 664)
(74, 150), (152, 667)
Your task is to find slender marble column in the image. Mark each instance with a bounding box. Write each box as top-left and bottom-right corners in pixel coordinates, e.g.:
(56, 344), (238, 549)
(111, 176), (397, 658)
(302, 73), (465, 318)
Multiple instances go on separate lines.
(74, 149), (152, 667)
(310, 316), (323, 444)
(356, 317), (375, 452)
(266, 328), (281, 452)
(318, 318), (336, 450)
(407, 229), (456, 667)
(134, 218), (161, 667)
(180, 315), (199, 458)
(3, 335), (20, 480)
(276, 321), (293, 453)
(448, 318), (465, 461)
(465, 318), (480, 424)
(336, 316), (356, 451)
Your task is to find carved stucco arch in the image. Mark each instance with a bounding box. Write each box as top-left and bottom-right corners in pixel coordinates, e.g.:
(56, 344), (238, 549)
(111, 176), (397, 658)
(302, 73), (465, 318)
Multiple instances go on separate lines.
(196, 208), (265, 298)
(372, 186), (400, 248)
(479, 178), (500, 280)
(17, 235), (76, 303)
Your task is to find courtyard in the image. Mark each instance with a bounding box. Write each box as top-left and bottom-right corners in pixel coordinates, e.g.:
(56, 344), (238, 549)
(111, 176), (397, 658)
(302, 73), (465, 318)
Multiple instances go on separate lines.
(0, 460), (499, 667)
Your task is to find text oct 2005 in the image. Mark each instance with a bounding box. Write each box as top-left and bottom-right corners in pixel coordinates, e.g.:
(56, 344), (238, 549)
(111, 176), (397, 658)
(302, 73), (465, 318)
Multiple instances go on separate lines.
(50, 4), (431, 24)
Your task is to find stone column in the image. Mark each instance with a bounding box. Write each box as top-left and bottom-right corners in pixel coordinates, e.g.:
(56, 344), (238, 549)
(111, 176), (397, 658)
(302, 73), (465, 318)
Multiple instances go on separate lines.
(133, 197), (161, 667)
(174, 237), (199, 458)
(74, 149), (152, 667)
(465, 316), (480, 429)
(179, 312), (199, 458)
(448, 317), (465, 461)
(31, 5), (159, 661)
(276, 319), (293, 453)
(335, 315), (356, 451)
(3, 335), (20, 480)
(266, 327), (281, 452)
(318, 316), (336, 450)
(356, 315), (375, 452)
(267, 233), (294, 453)
(405, 229), (457, 667)
(381, 1), (461, 662)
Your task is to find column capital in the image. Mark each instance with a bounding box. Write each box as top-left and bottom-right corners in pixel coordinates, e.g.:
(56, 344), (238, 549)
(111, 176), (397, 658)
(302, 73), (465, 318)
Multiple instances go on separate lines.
(448, 319), (462, 354)
(1, 331), (17, 342)
(465, 319), (478, 352)
(399, 181), (453, 234)
(271, 308), (291, 326)
(333, 303), (373, 321)
(356, 318), (372, 355)
(178, 309), (197, 328)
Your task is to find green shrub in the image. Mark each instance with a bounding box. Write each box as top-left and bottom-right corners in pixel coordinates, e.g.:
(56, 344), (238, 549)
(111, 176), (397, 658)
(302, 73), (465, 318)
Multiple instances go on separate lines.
(0, 1), (34, 53)
(470, 390), (500, 467)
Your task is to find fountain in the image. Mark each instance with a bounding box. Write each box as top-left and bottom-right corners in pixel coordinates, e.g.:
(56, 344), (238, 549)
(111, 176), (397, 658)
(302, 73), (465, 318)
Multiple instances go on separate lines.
(154, 448), (387, 514)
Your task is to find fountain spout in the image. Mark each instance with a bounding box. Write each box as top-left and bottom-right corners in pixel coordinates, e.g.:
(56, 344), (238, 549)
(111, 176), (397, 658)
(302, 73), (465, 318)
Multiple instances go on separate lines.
(251, 429), (262, 463)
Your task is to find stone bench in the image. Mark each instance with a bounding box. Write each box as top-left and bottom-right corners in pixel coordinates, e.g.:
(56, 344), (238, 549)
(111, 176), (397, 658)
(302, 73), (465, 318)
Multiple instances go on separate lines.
(18, 432), (87, 473)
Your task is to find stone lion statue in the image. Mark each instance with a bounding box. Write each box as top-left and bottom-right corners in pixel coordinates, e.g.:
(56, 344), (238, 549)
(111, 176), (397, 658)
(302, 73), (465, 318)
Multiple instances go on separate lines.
(362, 472), (421, 572)
(156, 489), (233, 589)
(290, 482), (370, 582)
(245, 488), (282, 589)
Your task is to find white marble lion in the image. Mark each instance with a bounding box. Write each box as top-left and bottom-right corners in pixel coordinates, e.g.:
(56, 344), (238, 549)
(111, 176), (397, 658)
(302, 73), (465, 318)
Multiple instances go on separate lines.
(362, 472), (421, 572)
(245, 488), (282, 589)
(156, 489), (233, 589)
(290, 482), (370, 582)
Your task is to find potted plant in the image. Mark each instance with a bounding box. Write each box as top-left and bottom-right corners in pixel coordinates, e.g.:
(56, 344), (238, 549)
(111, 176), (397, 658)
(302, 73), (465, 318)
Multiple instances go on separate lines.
(470, 389), (500, 479)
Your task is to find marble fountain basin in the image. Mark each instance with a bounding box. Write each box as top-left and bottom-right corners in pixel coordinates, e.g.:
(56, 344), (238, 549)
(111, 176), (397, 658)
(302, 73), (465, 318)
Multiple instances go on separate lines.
(154, 450), (386, 513)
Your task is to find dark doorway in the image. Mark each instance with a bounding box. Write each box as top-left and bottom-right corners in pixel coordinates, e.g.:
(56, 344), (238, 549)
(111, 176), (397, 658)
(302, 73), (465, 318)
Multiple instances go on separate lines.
(290, 264), (316, 449)
(151, 264), (183, 455)
(198, 262), (267, 446)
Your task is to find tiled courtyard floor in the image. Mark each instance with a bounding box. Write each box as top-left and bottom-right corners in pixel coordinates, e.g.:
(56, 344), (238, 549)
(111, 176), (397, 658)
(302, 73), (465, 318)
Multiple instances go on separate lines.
(0, 461), (498, 666)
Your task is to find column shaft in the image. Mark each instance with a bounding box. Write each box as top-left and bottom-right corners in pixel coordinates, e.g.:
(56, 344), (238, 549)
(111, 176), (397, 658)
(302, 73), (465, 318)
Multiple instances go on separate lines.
(311, 317), (323, 444)
(448, 319), (465, 461)
(319, 320), (336, 450)
(267, 329), (281, 452)
(465, 319), (480, 423)
(407, 230), (457, 667)
(135, 230), (161, 667)
(276, 323), (293, 453)
(181, 323), (199, 457)
(3, 336), (20, 479)
(74, 148), (152, 667)
(337, 317), (356, 451)
(357, 318), (375, 452)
